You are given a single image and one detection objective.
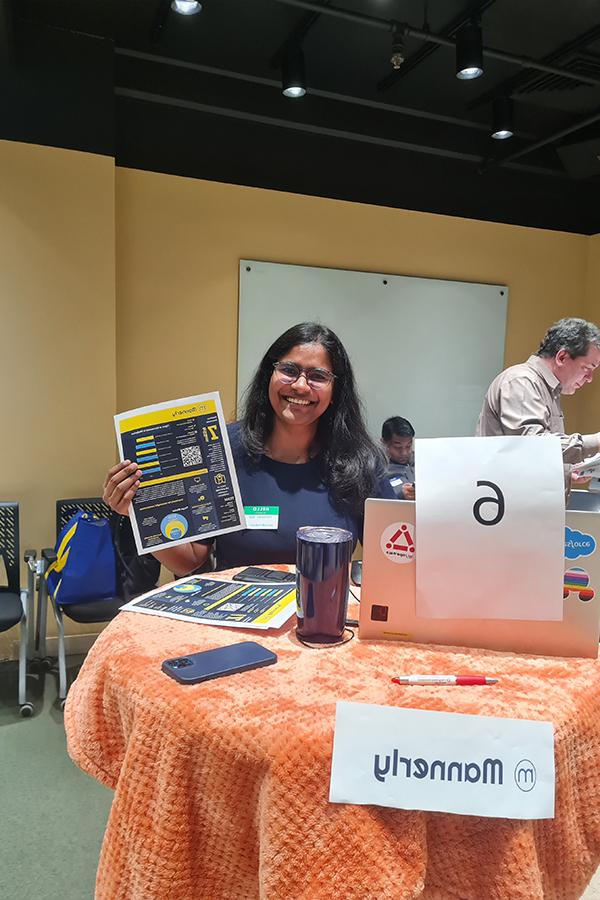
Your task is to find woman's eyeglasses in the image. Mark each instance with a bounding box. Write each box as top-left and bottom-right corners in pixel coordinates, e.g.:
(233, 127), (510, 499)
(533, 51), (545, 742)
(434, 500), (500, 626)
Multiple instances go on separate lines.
(273, 361), (337, 388)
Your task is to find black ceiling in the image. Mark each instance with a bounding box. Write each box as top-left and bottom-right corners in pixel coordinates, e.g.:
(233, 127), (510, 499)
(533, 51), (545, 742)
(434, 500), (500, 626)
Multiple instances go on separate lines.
(3, 0), (600, 233)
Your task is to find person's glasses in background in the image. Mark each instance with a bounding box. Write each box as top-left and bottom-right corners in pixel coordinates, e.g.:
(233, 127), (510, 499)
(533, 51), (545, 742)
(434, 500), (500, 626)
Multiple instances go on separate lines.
(273, 361), (337, 388)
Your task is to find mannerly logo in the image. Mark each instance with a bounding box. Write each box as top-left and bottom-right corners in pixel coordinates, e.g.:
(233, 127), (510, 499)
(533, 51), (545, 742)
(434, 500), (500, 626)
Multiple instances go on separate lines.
(373, 750), (503, 785)
(514, 759), (537, 792)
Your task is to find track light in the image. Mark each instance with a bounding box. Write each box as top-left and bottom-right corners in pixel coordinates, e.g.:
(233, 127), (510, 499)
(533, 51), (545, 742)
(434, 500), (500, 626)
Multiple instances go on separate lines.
(282, 44), (306, 98)
(171, 0), (202, 15)
(456, 21), (483, 80)
(390, 26), (405, 70)
(491, 96), (514, 140)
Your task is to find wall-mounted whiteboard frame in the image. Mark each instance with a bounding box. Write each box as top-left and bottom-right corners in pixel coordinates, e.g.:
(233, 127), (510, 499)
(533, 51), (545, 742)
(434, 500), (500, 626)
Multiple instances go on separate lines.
(238, 261), (508, 439)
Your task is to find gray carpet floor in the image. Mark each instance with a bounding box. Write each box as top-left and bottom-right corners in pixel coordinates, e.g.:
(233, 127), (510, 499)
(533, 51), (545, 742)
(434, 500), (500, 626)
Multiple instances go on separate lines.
(0, 659), (113, 900)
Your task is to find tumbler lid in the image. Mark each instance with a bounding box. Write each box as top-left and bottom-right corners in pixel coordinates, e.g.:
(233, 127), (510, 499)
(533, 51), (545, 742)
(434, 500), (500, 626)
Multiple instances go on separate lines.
(296, 526), (353, 544)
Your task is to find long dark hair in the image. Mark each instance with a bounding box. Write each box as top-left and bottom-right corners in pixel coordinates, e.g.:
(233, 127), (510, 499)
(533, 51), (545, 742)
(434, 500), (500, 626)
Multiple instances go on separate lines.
(240, 322), (386, 514)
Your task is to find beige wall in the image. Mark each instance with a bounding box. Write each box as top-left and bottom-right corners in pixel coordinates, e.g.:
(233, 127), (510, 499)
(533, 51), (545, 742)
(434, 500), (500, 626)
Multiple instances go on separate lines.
(582, 233), (600, 425)
(1, 148), (597, 658)
(116, 168), (590, 432)
(0, 141), (116, 656)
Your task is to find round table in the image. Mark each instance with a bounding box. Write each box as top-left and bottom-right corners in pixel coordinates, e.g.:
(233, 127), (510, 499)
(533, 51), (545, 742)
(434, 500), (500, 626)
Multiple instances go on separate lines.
(65, 569), (600, 899)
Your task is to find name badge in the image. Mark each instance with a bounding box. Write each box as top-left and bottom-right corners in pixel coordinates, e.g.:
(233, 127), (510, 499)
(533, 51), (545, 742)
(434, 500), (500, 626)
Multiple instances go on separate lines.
(244, 505), (279, 530)
(390, 476), (404, 487)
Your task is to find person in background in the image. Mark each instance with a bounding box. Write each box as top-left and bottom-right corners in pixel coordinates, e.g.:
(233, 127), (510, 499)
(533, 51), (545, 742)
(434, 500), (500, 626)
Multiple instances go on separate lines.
(103, 322), (395, 574)
(381, 416), (415, 500)
(476, 317), (600, 487)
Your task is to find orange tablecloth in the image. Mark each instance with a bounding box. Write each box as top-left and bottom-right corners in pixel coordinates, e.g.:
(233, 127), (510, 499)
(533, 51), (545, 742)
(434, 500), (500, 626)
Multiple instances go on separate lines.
(65, 571), (600, 900)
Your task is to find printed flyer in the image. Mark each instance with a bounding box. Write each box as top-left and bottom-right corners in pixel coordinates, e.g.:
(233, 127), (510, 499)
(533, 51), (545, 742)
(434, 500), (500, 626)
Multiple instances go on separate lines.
(120, 575), (296, 630)
(114, 393), (245, 555)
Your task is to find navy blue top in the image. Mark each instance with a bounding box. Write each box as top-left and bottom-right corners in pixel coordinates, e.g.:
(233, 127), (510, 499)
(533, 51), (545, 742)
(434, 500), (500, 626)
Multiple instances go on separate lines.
(203, 423), (395, 570)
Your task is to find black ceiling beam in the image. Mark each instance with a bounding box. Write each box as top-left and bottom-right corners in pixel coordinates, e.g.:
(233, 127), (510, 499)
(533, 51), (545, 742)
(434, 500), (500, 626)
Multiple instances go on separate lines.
(482, 108), (600, 172)
(115, 85), (560, 178)
(271, 0), (600, 87)
(117, 47), (536, 138)
(377, 0), (496, 93)
(269, 1), (331, 70)
(468, 22), (600, 110)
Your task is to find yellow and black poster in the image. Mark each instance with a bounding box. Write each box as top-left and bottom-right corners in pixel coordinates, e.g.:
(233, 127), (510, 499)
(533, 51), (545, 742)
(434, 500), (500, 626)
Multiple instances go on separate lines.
(114, 393), (245, 555)
(120, 575), (296, 630)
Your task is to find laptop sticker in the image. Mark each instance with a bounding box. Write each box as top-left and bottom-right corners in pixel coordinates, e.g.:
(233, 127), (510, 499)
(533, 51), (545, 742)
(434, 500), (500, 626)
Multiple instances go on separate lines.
(380, 522), (415, 564)
(563, 567), (595, 602)
(564, 527), (596, 560)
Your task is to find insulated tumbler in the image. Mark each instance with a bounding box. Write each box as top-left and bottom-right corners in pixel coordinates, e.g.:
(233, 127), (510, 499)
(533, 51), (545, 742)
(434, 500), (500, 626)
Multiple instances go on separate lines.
(295, 526), (353, 643)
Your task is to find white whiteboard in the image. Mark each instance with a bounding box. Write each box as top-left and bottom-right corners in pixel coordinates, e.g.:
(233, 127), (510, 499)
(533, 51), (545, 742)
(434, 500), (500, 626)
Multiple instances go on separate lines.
(238, 261), (508, 439)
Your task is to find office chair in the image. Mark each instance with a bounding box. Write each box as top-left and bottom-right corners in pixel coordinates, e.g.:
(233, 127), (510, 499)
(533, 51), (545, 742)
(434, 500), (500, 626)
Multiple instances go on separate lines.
(0, 502), (36, 716)
(37, 498), (123, 709)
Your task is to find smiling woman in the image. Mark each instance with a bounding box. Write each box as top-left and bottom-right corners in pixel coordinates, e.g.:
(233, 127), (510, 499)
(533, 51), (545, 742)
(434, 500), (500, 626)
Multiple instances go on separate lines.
(267, 343), (336, 440)
(103, 322), (395, 574)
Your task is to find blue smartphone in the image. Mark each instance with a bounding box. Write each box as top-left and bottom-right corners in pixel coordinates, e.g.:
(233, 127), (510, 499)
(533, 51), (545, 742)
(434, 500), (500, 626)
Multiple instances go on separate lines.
(161, 641), (277, 684)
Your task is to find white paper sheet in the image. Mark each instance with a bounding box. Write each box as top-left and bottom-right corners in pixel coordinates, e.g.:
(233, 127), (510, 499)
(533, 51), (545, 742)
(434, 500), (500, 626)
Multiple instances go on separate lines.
(415, 436), (565, 620)
(329, 701), (555, 820)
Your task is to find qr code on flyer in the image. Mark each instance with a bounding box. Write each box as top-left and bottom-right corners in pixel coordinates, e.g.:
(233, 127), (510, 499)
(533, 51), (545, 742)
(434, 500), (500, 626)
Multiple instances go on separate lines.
(180, 445), (203, 467)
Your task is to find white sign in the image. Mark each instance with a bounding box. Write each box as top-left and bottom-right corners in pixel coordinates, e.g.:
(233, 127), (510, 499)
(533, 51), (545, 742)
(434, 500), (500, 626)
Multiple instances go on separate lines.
(414, 436), (565, 620)
(329, 702), (555, 820)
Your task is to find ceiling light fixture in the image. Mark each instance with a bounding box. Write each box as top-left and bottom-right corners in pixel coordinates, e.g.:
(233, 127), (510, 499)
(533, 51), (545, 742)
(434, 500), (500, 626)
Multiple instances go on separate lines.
(282, 44), (306, 98)
(171, 0), (202, 16)
(390, 26), (405, 70)
(491, 96), (514, 140)
(456, 21), (483, 80)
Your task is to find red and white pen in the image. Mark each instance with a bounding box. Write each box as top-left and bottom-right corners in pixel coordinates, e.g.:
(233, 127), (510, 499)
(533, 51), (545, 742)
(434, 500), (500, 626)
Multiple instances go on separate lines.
(392, 675), (499, 686)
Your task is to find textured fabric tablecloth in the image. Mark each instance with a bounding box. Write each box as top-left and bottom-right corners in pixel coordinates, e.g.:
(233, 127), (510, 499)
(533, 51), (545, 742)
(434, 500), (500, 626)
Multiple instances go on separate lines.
(65, 570), (600, 900)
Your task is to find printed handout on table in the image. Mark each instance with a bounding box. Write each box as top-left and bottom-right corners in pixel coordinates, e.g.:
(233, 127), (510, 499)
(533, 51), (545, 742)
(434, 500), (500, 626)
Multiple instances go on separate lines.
(120, 575), (296, 630)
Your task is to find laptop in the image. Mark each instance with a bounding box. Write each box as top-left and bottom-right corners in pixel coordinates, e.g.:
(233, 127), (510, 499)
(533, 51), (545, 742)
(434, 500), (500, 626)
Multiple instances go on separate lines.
(358, 493), (600, 658)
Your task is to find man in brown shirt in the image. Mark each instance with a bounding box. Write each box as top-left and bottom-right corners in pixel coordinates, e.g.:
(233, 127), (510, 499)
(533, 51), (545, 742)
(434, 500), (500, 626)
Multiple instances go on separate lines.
(477, 318), (600, 473)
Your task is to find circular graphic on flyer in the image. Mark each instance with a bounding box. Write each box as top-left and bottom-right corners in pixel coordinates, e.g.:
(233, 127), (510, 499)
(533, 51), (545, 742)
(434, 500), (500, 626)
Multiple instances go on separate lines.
(380, 522), (415, 564)
(160, 513), (189, 541)
(173, 582), (200, 594)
